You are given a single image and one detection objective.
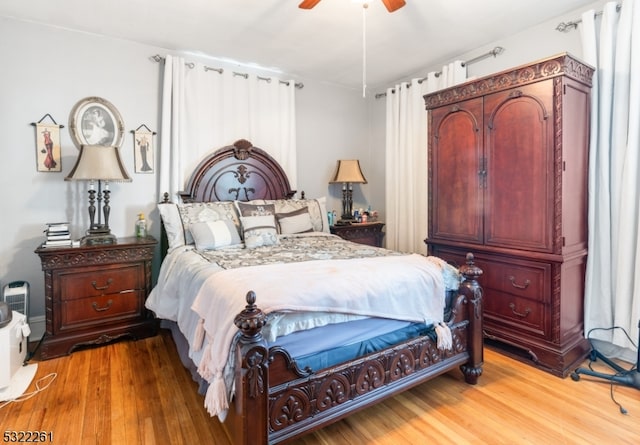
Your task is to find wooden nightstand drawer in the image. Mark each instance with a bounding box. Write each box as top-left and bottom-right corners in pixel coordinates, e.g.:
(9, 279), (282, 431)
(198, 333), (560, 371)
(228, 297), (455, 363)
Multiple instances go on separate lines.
(330, 222), (385, 247)
(59, 264), (143, 301)
(60, 291), (143, 331)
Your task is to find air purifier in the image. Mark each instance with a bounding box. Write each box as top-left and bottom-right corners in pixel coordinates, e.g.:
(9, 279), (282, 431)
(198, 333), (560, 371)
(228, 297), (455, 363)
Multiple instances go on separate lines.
(3, 281), (29, 318)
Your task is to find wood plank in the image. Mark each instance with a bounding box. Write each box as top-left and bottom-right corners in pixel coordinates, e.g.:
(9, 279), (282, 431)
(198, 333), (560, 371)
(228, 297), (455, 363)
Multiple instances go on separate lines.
(1, 331), (638, 444)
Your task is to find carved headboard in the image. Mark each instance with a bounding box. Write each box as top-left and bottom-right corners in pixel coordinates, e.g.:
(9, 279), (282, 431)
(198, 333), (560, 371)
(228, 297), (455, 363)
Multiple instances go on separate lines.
(178, 139), (296, 203)
(159, 139), (297, 257)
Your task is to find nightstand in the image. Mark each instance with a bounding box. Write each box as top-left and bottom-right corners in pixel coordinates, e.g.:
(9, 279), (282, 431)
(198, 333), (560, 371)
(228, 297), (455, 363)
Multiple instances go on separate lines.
(330, 222), (385, 247)
(35, 236), (158, 360)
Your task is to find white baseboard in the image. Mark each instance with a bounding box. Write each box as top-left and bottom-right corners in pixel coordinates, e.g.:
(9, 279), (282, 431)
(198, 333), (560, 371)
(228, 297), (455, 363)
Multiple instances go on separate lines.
(27, 315), (46, 343)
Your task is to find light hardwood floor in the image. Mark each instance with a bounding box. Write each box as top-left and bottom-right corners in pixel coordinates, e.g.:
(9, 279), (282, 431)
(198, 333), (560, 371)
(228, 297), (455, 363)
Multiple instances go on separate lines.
(2, 330), (638, 444)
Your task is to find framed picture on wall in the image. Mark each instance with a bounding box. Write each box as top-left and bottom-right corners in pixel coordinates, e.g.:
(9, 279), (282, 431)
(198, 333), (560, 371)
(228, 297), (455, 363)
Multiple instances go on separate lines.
(34, 122), (62, 172)
(132, 126), (155, 173)
(68, 96), (124, 149)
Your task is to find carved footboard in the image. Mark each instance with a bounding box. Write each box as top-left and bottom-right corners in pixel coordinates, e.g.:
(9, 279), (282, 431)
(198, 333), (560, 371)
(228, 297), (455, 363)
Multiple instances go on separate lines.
(224, 254), (483, 445)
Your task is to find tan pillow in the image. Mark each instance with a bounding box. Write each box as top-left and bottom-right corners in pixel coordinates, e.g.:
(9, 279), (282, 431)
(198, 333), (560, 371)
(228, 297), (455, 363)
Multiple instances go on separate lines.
(276, 207), (314, 234)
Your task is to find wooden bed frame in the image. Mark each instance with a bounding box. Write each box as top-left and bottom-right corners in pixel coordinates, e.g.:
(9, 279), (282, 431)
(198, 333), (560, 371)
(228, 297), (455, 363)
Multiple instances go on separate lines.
(163, 139), (484, 444)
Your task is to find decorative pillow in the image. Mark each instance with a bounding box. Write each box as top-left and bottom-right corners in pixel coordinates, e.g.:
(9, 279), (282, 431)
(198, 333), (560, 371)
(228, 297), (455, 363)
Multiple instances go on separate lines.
(236, 202), (276, 217)
(190, 220), (242, 251)
(177, 202), (240, 245)
(240, 215), (278, 249)
(269, 197), (330, 233)
(276, 207), (314, 234)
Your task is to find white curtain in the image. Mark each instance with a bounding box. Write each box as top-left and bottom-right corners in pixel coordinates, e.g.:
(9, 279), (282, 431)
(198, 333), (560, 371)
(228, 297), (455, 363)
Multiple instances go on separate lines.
(582, 0), (640, 357)
(158, 55), (297, 200)
(384, 62), (466, 253)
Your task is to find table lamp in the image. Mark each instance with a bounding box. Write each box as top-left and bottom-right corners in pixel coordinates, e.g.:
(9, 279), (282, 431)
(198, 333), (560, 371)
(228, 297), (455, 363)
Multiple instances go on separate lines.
(329, 159), (367, 221)
(65, 145), (132, 245)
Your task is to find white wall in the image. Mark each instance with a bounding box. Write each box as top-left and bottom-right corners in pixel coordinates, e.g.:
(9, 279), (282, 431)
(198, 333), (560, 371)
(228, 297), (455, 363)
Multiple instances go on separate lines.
(0, 17), (368, 333)
(0, 18), (162, 333)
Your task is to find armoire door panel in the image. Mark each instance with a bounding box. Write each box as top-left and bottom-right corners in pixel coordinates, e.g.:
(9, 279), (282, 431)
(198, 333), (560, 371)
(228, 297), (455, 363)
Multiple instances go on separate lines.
(429, 97), (483, 243)
(483, 81), (555, 252)
(561, 79), (591, 253)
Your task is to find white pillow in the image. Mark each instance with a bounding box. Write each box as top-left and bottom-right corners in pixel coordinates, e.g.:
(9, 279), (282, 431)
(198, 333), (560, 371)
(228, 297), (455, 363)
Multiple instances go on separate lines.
(276, 207), (314, 234)
(158, 201), (241, 250)
(177, 202), (240, 245)
(158, 203), (185, 250)
(240, 215), (278, 249)
(190, 220), (242, 250)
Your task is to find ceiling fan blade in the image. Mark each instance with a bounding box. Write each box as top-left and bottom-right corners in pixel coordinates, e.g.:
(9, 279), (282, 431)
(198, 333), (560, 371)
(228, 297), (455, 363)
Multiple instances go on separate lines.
(381, 0), (406, 12)
(299, 0), (322, 9)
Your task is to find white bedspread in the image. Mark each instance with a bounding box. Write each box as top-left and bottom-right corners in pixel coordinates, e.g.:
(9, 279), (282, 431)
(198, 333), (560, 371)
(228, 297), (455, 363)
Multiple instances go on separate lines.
(191, 253), (445, 417)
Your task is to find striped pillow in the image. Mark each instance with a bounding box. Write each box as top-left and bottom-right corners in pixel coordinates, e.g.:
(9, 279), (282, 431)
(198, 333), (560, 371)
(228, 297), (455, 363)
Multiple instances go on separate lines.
(190, 220), (242, 250)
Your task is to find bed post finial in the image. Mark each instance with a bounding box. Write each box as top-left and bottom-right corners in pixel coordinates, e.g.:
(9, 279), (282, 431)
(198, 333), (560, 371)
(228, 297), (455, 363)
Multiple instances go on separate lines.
(231, 290), (270, 445)
(234, 290), (267, 339)
(458, 253), (484, 384)
(459, 253), (483, 284)
(233, 139), (254, 160)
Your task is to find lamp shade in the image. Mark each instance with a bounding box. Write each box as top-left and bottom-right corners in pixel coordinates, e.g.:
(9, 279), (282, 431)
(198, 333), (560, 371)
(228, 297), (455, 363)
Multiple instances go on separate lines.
(329, 159), (367, 184)
(65, 145), (132, 182)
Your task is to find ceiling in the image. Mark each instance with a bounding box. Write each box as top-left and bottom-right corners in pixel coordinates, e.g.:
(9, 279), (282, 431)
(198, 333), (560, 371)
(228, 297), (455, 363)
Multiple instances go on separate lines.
(1, 0), (595, 90)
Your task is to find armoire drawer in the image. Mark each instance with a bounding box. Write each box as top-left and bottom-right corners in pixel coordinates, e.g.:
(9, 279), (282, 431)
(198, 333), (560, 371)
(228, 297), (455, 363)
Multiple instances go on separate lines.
(481, 260), (551, 304)
(480, 258), (551, 338)
(483, 290), (547, 338)
(429, 246), (552, 338)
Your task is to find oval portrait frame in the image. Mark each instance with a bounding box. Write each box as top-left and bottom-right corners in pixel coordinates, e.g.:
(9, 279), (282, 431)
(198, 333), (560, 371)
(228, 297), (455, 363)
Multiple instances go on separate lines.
(69, 96), (124, 150)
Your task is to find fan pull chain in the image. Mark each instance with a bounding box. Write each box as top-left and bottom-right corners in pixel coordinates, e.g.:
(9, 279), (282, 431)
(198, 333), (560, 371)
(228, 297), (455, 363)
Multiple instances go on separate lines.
(362, 3), (368, 98)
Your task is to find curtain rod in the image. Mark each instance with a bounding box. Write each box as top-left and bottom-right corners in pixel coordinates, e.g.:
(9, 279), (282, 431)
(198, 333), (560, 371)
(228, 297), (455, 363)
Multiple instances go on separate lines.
(374, 46), (505, 99)
(150, 54), (304, 89)
(555, 3), (621, 32)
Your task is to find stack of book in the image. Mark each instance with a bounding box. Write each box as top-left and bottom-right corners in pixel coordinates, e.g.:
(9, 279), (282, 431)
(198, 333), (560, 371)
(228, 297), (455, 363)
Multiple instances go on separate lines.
(43, 222), (72, 248)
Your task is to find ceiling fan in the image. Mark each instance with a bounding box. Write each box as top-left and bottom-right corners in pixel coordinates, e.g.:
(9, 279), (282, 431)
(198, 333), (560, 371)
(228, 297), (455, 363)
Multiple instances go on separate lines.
(299, 0), (406, 13)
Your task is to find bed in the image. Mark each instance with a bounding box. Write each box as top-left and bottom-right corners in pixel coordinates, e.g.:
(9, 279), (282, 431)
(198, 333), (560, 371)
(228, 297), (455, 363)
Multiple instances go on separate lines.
(147, 139), (484, 444)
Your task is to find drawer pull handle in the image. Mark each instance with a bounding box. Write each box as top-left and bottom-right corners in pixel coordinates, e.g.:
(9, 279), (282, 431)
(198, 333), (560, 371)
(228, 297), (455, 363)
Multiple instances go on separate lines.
(509, 303), (531, 318)
(92, 300), (113, 312)
(92, 278), (113, 291)
(508, 276), (530, 290)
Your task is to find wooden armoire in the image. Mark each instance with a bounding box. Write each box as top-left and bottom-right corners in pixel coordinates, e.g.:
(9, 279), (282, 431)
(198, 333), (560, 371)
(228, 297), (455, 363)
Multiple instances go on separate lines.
(424, 53), (594, 377)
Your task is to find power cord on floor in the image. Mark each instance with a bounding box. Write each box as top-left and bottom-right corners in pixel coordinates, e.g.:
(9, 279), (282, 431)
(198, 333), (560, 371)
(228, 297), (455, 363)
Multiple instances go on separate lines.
(0, 373), (57, 409)
(584, 326), (638, 415)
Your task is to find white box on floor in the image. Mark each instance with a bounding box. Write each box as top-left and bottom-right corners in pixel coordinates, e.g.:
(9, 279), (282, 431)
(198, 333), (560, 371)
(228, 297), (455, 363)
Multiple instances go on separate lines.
(0, 311), (37, 401)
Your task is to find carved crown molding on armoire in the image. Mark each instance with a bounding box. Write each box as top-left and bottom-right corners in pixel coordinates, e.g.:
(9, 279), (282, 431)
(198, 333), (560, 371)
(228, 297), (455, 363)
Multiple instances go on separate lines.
(424, 52), (595, 109)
